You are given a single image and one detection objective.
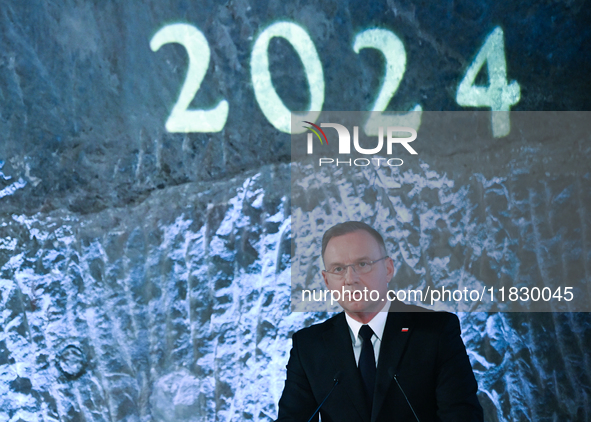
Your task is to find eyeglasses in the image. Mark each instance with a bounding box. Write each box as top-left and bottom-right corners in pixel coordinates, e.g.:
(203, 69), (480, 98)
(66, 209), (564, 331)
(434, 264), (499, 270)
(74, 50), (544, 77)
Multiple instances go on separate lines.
(324, 257), (388, 277)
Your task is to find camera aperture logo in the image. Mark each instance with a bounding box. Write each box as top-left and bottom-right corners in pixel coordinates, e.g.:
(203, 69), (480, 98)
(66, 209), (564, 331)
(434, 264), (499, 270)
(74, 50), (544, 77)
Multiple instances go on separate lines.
(301, 122), (417, 168)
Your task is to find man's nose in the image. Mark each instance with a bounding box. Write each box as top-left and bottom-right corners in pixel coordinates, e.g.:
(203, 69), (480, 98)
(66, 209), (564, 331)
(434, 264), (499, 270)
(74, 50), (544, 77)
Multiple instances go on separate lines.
(343, 265), (358, 283)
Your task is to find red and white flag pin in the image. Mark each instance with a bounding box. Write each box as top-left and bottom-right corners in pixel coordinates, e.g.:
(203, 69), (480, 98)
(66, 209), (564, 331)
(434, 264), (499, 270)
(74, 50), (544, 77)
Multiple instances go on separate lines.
(401, 328), (409, 332)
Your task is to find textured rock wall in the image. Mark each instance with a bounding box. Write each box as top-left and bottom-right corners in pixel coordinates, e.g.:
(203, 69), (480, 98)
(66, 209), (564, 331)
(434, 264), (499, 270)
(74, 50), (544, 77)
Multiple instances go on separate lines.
(0, 165), (303, 421)
(0, 0), (589, 216)
(1, 164), (590, 421)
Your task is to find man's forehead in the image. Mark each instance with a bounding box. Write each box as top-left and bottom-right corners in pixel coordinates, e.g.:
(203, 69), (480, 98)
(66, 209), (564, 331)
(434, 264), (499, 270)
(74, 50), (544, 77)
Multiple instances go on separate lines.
(323, 230), (383, 258)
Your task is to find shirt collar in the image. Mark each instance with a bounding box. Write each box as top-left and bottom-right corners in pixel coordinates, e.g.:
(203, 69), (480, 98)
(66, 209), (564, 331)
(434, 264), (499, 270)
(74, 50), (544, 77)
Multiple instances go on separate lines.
(345, 301), (390, 344)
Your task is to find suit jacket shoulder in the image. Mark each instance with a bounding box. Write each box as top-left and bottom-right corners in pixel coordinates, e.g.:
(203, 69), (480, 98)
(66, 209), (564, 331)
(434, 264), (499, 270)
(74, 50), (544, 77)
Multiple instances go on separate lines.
(292, 312), (345, 343)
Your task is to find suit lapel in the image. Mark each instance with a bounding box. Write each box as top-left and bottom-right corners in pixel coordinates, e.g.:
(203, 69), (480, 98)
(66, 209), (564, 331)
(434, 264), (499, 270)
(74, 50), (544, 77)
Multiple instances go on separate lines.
(371, 311), (414, 422)
(323, 314), (371, 422)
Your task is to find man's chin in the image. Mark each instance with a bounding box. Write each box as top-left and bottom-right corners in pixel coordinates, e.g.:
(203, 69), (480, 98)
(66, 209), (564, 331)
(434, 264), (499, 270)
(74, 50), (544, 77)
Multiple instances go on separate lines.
(341, 300), (381, 314)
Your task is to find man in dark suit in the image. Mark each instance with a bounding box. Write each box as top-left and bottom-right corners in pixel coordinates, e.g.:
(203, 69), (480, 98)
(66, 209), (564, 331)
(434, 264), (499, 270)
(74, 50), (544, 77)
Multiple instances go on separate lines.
(276, 221), (483, 422)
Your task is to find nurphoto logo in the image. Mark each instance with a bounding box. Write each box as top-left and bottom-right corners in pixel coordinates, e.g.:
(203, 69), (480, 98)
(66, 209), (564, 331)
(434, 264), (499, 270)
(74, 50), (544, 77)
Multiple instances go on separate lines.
(302, 122), (417, 167)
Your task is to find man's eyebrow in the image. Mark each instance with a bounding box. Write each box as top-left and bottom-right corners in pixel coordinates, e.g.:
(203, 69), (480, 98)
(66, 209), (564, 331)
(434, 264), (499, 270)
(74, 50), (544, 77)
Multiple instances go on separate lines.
(324, 260), (342, 268)
(325, 256), (373, 266)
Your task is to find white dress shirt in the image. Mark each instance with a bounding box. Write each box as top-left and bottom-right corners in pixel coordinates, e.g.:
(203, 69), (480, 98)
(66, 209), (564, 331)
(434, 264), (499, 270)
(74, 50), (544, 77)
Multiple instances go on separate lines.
(345, 301), (391, 366)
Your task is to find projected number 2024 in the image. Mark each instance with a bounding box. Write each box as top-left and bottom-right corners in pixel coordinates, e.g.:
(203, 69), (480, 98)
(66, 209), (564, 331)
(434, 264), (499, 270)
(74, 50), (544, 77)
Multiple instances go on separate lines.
(150, 22), (520, 137)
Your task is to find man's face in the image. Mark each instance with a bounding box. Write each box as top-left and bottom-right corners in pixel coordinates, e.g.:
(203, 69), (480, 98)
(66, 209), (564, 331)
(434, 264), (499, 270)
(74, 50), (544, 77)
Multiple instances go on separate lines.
(322, 230), (394, 315)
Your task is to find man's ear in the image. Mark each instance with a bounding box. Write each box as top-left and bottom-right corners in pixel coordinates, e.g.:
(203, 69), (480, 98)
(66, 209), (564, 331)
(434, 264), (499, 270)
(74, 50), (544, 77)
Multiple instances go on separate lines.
(386, 257), (395, 282)
(322, 271), (330, 289)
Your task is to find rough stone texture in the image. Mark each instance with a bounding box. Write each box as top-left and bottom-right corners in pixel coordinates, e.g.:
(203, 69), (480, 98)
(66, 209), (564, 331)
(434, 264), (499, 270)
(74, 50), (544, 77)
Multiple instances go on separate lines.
(0, 0), (589, 215)
(1, 164), (590, 421)
(0, 165), (303, 421)
(0, 1), (590, 422)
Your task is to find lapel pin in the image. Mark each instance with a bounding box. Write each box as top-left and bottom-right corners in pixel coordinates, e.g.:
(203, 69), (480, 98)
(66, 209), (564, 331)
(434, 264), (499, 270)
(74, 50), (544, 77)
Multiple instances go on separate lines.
(401, 328), (409, 332)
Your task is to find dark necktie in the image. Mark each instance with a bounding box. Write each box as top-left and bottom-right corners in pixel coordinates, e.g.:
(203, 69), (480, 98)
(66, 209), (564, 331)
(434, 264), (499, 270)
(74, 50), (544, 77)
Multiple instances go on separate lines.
(359, 324), (376, 406)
